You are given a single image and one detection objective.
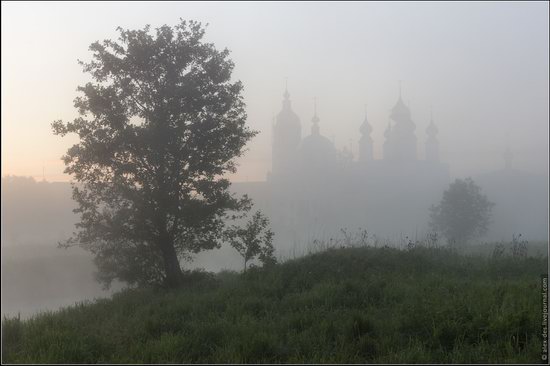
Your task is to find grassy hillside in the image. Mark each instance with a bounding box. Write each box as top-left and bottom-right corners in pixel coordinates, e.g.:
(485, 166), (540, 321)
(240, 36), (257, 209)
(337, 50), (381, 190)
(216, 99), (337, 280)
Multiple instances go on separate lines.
(2, 244), (547, 363)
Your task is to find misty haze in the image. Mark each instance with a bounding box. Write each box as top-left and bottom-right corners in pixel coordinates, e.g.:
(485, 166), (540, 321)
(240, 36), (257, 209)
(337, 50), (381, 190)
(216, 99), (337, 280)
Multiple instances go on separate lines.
(1, 1), (548, 364)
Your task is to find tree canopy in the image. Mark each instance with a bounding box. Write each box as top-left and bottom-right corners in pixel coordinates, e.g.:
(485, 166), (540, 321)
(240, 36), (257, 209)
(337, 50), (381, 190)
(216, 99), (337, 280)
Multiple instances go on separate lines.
(429, 178), (494, 246)
(52, 20), (256, 288)
(224, 211), (276, 272)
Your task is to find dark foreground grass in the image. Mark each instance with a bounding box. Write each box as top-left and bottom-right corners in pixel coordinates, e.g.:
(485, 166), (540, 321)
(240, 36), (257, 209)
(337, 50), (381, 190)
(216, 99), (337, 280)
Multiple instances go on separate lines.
(2, 245), (547, 363)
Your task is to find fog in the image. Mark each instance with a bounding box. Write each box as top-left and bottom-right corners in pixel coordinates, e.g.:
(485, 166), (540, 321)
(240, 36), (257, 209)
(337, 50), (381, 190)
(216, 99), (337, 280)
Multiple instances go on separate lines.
(1, 2), (548, 318)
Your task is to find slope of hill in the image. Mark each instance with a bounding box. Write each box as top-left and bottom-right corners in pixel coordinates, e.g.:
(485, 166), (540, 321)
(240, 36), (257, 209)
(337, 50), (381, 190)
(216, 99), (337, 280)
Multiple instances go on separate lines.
(2, 245), (547, 363)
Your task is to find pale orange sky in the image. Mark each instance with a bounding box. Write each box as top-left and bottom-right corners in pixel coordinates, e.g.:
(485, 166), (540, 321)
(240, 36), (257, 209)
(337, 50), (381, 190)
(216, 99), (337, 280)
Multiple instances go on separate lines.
(2, 1), (548, 182)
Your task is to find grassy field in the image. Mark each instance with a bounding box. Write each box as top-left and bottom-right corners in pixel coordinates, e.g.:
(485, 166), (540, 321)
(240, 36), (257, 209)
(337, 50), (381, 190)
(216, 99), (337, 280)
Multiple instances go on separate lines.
(2, 243), (547, 363)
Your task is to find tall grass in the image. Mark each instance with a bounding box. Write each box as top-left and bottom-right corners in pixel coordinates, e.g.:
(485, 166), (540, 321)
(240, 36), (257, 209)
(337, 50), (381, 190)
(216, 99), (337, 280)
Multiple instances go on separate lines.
(2, 240), (547, 363)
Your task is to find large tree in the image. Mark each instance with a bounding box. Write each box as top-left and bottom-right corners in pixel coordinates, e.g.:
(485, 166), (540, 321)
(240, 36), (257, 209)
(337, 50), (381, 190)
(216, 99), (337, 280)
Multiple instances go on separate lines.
(429, 177), (494, 246)
(52, 20), (256, 288)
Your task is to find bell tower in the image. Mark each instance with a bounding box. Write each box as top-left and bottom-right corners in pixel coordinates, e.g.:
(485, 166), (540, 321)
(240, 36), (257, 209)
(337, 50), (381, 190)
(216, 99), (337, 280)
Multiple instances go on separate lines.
(272, 82), (301, 177)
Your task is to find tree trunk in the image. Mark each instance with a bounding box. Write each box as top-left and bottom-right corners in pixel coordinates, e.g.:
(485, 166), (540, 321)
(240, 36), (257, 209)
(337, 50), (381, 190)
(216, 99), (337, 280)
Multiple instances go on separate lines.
(162, 244), (183, 288)
(158, 231), (183, 288)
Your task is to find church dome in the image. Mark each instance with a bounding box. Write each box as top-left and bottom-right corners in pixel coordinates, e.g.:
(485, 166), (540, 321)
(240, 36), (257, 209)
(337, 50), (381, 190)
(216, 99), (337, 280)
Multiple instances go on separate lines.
(360, 111), (373, 136)
(299, 100), (336, 169)
(390, 96), (412, 122)
(272, 87), (302, 178)
(301, 133), (336, 163)
(275, 89), (300, 131)
(426, 119), (438, 137)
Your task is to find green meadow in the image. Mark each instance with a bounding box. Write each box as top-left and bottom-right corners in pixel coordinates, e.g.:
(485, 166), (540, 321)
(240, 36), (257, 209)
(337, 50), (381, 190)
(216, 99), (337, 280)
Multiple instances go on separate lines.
(2, 242), (547, 363)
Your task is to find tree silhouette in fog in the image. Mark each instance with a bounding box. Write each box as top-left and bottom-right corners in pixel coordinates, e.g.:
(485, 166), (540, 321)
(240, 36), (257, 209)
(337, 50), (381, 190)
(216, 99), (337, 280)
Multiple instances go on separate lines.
(224, 211), (276, 272)
(52, 20), (256, 288)
(429, 178), (494, 246)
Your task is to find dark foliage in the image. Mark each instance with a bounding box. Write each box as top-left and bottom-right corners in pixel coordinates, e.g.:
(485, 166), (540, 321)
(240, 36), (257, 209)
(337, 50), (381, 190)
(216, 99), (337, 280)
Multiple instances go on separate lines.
(224, 211), (276, 272)
(52, 20), (256, 288)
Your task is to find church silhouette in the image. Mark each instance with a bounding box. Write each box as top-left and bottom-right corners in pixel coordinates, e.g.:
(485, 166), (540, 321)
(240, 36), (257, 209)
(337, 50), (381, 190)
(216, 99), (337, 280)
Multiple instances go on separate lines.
(229, 83), (547, 253)
(233, 85), (452, 251)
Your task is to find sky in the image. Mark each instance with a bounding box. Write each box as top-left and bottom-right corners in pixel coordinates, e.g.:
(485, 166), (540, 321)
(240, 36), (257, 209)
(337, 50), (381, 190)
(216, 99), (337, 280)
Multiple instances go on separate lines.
(1, 1), (548, 182)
